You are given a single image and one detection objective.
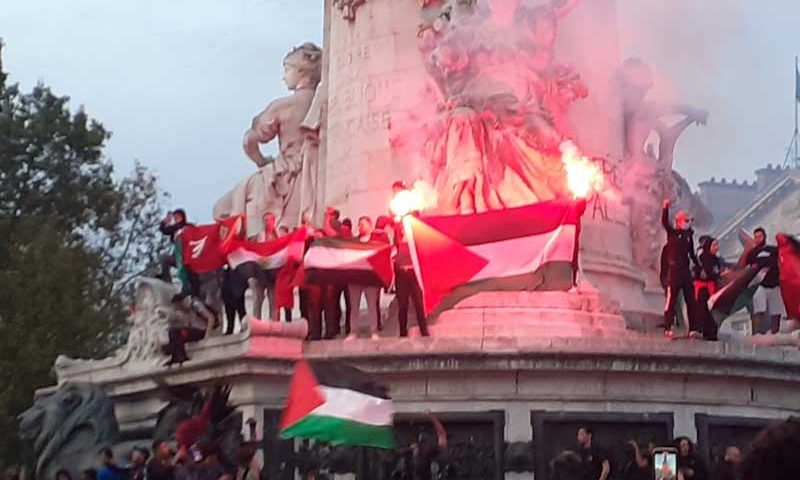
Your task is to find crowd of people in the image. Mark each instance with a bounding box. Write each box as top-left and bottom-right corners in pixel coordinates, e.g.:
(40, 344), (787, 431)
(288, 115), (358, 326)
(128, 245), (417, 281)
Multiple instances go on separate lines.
(549, 420), (800, 480)
(156, 187), (429, 365)
(5, 417), (799, 480)
(660, 199), (788, 340)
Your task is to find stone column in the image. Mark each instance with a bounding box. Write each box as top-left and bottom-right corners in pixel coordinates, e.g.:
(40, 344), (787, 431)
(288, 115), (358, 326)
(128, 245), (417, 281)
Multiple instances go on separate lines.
(506, 406), (535, 480)
(324, 0), (430, 220)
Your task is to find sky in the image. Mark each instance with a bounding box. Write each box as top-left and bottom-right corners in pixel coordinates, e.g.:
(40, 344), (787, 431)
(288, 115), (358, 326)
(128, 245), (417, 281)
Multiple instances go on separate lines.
(2, 0), (799, 222)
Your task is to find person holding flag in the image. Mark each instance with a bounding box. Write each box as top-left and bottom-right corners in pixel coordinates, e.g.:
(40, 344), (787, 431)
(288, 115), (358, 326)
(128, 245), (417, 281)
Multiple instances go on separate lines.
(747, 227), (785, 334)
(661, 199), (700, 338)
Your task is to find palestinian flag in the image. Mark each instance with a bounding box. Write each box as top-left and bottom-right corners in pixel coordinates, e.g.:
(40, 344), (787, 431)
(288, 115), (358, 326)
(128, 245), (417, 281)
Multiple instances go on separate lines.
(404, 199), (585, 315)
(777, 233), (800, 320)
(280, 360), (394, 449)
(708, 265), (767, 323)
(180, 223), (227, 274)
(303, 237), (393, 287)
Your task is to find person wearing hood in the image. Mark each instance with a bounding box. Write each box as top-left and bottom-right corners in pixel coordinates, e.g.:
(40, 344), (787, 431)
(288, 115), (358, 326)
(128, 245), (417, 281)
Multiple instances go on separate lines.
(693, 235), (723, 340)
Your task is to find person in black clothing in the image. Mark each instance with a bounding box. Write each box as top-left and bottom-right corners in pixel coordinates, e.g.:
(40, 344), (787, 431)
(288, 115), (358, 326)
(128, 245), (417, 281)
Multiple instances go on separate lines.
(741, 417), (800, 480)
(221, 266), (247, 335)
(661, 199), (700, 338)
(746, 227), (785, 334)
(625, 440), (655, 480)
(575, 427), (610, 480)
(394, 227), (430, 338)
(158, 209), (190, 283)
(146, 441), (176, 480)
(410, 412), (448, 480)
(712, 446), (741, 480)
(693, 236), (723, 340)
(676, 437), (708, 480)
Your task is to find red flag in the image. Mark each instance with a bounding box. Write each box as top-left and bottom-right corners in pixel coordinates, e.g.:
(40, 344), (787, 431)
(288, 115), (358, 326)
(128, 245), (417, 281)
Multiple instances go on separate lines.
(777, 232), (800, 320)
(180, 223), (227, 274)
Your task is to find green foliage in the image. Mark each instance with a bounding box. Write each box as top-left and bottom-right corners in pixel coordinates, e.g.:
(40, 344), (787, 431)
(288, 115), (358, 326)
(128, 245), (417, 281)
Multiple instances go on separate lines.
(0, 41), (170, 468)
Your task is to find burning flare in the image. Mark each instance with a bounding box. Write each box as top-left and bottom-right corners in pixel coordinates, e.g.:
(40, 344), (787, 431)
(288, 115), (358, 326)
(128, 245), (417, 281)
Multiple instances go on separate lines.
(390, 181), (438, 218)
(560, 141), (604, 199)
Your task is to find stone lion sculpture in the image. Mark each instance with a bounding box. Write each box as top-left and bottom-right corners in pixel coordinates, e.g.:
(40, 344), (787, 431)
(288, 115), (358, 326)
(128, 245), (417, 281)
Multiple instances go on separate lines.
(17, 383), (118, 480)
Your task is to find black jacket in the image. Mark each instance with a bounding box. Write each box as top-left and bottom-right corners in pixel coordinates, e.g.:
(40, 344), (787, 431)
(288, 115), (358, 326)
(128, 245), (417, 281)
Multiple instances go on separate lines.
(661, 206), (698, 280)
(694, 250), (722, 282)
(746, 244), (779, 288)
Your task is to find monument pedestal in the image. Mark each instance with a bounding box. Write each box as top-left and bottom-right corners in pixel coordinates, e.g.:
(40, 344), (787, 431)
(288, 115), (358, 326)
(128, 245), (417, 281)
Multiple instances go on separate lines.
(429, 290), (630, 339)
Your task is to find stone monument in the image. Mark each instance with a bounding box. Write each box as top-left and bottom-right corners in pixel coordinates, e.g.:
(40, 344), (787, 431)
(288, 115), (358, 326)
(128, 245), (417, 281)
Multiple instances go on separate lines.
(18, 2), (800, 480)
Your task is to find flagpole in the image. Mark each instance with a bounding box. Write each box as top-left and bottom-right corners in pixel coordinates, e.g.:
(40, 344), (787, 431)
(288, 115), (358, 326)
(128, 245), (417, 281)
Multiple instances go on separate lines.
(784, 55), (799, 167)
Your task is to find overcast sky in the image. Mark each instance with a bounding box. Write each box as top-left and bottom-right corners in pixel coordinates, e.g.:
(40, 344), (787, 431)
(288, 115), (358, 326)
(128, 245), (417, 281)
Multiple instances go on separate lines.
(3, 0), (799, 222)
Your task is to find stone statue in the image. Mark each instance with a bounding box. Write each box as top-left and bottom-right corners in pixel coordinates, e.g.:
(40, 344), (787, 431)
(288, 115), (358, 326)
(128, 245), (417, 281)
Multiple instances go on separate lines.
(214, 43), (323, 237)
(618, 57), (710, 272)
(413, 0), (587, 214)
(17, 383), (118, 480)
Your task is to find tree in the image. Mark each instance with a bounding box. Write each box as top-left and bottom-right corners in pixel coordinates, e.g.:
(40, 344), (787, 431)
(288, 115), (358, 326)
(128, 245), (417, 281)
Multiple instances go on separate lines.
(0, 41), (170, 468)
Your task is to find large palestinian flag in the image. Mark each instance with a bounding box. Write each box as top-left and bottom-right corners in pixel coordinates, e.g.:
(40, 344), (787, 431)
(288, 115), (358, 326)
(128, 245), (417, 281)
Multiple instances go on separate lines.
(708, 265), (767, 323)
(777, 233), (800, 320)
(405, 199), (585, 316)
(303, 237), (393, 287)
(280, 360), (394, 449)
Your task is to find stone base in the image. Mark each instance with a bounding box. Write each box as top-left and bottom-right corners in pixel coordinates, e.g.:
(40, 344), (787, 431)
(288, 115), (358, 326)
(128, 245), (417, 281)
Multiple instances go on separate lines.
(430, 290), (630, 339)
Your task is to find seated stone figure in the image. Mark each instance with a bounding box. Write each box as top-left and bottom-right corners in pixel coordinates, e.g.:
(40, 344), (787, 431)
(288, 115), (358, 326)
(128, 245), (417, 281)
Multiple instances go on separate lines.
(214, 43), (323, 237)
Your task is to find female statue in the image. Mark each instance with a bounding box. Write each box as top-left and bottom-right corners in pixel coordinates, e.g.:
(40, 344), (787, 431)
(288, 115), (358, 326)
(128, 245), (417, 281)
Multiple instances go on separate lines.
(214, 43), (323, 237)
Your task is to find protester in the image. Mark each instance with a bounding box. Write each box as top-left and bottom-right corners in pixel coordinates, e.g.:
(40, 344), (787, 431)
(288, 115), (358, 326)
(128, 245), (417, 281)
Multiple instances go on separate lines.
(226, 234), (267, 321)
(55, 470), (73, 480)
(234, 446), (260, 480)
(741, 417), (800, 480)
(256, 212), (278, 242)
(411, 411), (448, 480)
(676, 437), (708, 480)
(300, 231), (325, 340)
(146, 441), (176, 480)
(394, 220), (429, 338)
(158, 209), (191, 284)
(163, 295), (214, 365)
(278, 226), (290, 236)
(711, 446), (741, 480)
(127, 447), (149, 480)
(221, 265), (247, 335)
(550, 451), (583, 480)
(693, 236), (723, 340)
(661, 199), (700, 338)
(574, 427), (610, 480)
(624, 439), (655, 480)
(192, 442), (230, 480)
(81, 470), (98, 480)
(97, 448), (126, 480)
(346, 216), (385, 340)
(747, 227), (784, 334)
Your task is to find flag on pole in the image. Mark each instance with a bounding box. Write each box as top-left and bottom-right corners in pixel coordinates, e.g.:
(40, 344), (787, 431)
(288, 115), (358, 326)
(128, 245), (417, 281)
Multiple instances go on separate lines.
(404, 199), (585, 316)
(777, 232), (800, 320)
(280, 360), (394, 449)
(795, 63), (800, 102)
(303, 237), (394, 287)
(707, 265), (767, 323)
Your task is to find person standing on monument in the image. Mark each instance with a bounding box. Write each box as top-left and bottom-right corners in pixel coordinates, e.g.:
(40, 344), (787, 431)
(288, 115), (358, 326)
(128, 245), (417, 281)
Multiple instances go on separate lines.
(746, 227), (784, 334)
(158, 209), (192, 287)
(661, 199), (700, 338)
(575, 427), (610, 480)
(693, 236), (723, 340)
(346, 216), (384, 340)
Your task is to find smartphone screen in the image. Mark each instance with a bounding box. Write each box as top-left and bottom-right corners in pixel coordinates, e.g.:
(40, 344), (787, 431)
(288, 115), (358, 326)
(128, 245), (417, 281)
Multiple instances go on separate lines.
(653, 448), (678, 480)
